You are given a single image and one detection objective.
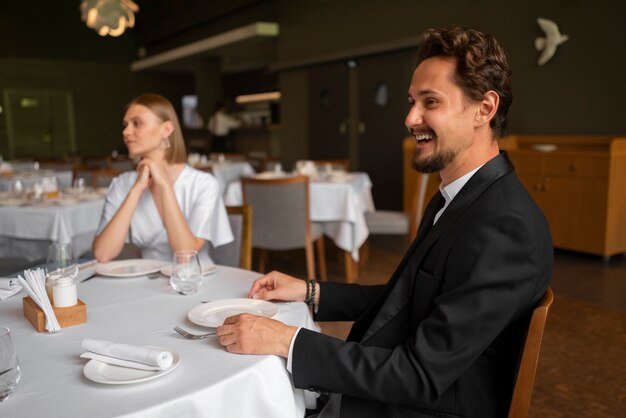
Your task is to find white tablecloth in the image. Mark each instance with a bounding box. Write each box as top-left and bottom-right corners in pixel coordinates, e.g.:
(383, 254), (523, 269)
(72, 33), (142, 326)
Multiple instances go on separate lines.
(0, 170), (73, 192)
(0, 198), (104, 263)
(0, 266), (316, 418)
(224, 173), (375, 261)
(193, 161), (255, 196)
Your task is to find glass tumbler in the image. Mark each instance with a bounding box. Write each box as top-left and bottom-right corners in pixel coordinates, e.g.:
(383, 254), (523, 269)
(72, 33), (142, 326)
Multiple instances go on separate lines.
(170, 250), (203, 295)
(45, 243), (78, 302)
(0, 328), (21, 402)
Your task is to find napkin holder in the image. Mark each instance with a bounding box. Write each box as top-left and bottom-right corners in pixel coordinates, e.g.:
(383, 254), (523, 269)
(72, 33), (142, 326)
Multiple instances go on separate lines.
(22, 297), (87, 332)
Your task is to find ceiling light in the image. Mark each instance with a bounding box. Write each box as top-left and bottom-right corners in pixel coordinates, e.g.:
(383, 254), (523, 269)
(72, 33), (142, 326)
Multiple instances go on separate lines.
(80, 0), (139, 37)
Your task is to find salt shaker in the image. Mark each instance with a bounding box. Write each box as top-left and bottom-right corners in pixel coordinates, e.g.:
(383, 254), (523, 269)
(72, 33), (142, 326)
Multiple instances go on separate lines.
(52, 276), (77, 308)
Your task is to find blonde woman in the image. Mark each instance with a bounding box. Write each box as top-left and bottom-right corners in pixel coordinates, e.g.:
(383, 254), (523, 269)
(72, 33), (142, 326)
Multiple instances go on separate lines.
(93, 93), (232, 266)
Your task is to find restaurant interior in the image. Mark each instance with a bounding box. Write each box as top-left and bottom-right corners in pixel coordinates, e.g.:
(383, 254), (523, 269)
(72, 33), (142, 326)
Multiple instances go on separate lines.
(0, 1), (624, 417)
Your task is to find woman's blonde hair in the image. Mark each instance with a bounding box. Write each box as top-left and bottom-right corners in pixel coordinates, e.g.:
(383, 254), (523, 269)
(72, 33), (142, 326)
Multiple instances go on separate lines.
(127, 93), (186, 163)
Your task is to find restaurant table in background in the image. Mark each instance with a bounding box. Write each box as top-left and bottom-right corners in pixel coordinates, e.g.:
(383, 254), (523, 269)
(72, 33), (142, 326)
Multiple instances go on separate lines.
(192, 161), (255, 196)
(225, 172), (375, 281)
(0, 170), (73, 192)
(0, 265), (316, 418)
(0, 197), (105, 268)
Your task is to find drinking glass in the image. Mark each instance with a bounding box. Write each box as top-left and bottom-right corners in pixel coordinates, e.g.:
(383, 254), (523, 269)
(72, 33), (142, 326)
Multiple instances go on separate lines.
(0, 328), (21, 402)
(9, 179), (23, 195)
(170, 250), (203, 295)
(45, 243), (78, 302)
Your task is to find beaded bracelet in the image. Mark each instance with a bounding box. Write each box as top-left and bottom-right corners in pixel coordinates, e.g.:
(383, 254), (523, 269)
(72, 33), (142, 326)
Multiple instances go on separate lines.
(309, 279), (316, 307)
(305, 279), (311, 305)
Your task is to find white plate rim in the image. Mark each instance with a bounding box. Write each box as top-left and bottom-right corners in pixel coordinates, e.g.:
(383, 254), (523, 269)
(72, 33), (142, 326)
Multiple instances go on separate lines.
(96, 259), (167, 278)
(83, 346), (181, 385)
(160, 264), (217, 277)
(188, 298), (278, 328)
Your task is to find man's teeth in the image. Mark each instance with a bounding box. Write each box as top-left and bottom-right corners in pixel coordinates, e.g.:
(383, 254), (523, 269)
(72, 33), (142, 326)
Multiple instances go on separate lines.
(415, 133), (434, 142)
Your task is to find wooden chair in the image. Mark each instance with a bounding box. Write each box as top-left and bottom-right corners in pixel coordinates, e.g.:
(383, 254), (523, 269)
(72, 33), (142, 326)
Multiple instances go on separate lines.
(92, 169), (121, 188)
(209, 206), (252, 270)
(508, 287), (554, 418)
(241, 175), (327, 280)
(364, 171), (439, 237)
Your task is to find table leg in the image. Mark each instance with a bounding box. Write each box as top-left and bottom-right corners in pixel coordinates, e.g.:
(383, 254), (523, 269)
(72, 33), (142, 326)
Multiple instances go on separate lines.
(344, 251), (359, 283)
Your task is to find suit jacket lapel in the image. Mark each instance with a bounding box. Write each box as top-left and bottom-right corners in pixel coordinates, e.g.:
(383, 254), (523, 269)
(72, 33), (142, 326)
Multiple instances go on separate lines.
(346, 191), (444, 342)
(360, 152), (515, 342)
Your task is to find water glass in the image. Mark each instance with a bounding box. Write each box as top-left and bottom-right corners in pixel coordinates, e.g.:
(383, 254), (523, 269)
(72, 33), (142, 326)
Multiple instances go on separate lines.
(9, 179), (23, 195)
(45, 243), (78, 302)
(0, 328), (21, 402)
(170, 250), (203, 295)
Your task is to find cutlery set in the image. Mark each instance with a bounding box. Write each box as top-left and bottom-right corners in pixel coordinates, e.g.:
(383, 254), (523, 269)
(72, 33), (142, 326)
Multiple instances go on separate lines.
(173, 326), (216, 340)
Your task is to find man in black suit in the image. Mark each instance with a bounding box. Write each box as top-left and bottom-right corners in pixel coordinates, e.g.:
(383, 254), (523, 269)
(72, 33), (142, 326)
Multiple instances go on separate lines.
(217, 26), (553, 418)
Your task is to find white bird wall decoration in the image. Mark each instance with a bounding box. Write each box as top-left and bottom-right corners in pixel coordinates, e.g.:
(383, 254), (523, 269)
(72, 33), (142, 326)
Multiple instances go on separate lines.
(535, 18), (569, 66)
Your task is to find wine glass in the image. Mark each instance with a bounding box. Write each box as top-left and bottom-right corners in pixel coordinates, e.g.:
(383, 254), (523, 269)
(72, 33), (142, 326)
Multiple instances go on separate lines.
(0, 328), (21, 402)
(170, 250), (203, 295)
(45, 243), (78, 302)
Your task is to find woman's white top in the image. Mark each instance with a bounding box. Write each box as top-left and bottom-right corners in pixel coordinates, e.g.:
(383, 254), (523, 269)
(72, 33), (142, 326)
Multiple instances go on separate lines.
(97, 165), (233, 266)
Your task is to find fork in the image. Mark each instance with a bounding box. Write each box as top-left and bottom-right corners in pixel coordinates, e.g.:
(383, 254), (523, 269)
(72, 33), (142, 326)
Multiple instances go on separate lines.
(173, 326), (216, 340)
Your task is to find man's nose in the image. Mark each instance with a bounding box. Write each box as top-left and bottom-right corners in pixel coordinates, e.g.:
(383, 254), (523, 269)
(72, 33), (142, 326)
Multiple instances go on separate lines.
(405, 106), (424, 129)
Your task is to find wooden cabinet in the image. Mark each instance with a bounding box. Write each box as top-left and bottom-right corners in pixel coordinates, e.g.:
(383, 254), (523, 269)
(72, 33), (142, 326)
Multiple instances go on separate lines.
(506, 135), (626, 257)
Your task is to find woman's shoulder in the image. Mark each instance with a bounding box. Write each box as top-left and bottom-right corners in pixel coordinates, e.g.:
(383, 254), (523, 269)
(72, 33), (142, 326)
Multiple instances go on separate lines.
(181, 165), (218, 187)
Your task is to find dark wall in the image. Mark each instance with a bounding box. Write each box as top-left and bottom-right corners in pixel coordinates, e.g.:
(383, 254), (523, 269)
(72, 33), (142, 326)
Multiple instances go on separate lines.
(0, 2), (194, 159)
(276, 0), (626, 136)
(0, 1), (136, 62)
(0, 57), (193, 157)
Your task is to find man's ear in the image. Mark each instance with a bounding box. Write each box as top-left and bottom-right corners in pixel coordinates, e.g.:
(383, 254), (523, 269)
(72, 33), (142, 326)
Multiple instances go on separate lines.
(475, 90), (499, 127)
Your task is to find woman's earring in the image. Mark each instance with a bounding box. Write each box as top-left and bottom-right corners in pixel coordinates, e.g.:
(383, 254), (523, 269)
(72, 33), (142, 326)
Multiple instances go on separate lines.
(160, 137), (171, 149)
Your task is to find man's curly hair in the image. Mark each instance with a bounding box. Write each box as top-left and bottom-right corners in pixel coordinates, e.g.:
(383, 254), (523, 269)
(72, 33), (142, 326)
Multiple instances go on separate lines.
(417, 26), (513, 138)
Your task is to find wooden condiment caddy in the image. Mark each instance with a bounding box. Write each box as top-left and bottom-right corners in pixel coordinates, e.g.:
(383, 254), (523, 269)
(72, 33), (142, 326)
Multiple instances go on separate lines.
(23, 297), (87, 332)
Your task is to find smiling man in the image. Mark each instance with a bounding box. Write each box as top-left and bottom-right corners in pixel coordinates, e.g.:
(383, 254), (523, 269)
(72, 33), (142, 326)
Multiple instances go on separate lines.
(217, 26), (553, 418)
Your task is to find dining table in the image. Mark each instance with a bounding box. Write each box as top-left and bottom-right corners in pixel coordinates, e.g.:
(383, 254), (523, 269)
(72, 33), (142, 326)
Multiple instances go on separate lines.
(0, 192), (106, 268)
(0, 264), (317, 418)
(224, 172), (375, 282)
(0, 170), (73, 192)
(191, 161), (256, 197)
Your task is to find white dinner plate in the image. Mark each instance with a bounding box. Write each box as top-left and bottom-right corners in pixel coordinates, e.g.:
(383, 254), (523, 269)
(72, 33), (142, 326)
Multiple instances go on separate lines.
(96, 259), (167, 278)
(83, 347), (181, 385)
(188, 298), (278, 327)
(160, 264), (217, 277)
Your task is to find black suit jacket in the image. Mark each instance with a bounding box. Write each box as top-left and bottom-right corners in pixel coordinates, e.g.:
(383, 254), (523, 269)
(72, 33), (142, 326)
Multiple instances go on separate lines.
(292, 152), (553, 418)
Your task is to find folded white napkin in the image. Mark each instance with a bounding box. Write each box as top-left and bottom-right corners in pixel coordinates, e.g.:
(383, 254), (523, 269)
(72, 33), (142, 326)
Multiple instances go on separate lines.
(81, 339), (173, 371)
(0, 278), (22, 301)
(0, 277), (20, 290)
(17, 269), (61, 332)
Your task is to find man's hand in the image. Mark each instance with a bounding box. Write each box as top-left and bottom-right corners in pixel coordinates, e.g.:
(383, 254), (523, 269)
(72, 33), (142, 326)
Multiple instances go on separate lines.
(248, 271), (308, 302)
(216, 314), (297, 357)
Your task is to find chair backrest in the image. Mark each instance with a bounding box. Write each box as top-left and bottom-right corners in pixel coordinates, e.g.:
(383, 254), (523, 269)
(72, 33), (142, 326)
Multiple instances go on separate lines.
(92, 169), (121, 188)
(209, 205), (252, 269)
(508, 287), (554, 418)
(241, 175), (311, 250)
(408, 172), (441, 237)
(109, 158), (135, 172)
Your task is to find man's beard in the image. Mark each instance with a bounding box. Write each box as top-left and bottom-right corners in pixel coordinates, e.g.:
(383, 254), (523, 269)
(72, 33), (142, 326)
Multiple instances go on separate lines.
(411, 147), (456, 173)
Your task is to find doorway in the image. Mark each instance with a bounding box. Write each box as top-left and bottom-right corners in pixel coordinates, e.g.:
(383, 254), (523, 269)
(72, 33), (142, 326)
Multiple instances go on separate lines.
(307, 49), (417, 210)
